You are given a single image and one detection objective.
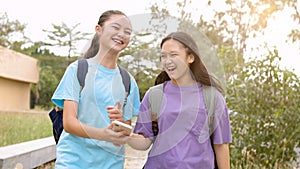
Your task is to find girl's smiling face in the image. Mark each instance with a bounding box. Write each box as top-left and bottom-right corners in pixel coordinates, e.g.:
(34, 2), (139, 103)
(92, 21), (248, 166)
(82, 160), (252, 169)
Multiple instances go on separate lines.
(161, 39), (195, 85)
(97, 14), (132, 52)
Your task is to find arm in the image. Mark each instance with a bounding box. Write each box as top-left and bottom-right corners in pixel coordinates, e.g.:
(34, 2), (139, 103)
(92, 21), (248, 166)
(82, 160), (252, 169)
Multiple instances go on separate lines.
(63, 100), (128, 146)
(214, 143), (230, 169)
(127, 133), (153, 150)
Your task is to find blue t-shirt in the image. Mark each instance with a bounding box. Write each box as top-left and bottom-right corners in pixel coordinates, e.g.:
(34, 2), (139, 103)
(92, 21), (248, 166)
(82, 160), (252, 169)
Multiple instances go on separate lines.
(51, 58), (140, 169)
(134, 81), (232, 169)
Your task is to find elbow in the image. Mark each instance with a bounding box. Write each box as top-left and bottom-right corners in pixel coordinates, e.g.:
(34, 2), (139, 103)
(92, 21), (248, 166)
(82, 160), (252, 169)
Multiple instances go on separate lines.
(135, 144), (152, 151)
(63, 122), (71, 133)
(141, 142), (152, 150)
(128, 144), (151, 151)
(128, 138), (152, 151)
(63, 118), (74, 134)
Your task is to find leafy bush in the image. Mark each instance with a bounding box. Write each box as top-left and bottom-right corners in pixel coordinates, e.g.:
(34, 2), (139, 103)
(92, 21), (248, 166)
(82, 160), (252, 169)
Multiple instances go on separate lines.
(30, 55), (77, 109)
(226, 50), (300, 168)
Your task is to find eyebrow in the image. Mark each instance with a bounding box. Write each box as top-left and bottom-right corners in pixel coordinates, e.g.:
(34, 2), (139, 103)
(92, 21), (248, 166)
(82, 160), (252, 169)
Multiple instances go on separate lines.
(161, 50), (179, 54)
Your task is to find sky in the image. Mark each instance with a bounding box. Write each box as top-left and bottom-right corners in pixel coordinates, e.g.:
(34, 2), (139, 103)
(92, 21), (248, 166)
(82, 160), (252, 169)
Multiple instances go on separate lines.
(1, 0), (300, 76)
(0, 0), (153, 51)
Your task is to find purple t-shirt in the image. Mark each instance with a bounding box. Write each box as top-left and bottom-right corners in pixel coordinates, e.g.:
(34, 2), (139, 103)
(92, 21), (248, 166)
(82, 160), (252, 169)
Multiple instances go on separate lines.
(134, 81), (232, 169)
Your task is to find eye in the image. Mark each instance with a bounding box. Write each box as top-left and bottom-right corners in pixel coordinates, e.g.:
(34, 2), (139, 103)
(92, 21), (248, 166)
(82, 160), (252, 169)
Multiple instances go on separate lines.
(160, 53), (167, 59)
(111, 25), (119, 30)
(124, 30), (132, 35)
(170, 53), (177, 58)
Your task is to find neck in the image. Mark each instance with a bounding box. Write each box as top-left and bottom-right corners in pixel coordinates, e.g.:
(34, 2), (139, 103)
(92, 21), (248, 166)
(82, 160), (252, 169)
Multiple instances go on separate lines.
(171, 75), (196, 86)
(93, 49), (119, 69)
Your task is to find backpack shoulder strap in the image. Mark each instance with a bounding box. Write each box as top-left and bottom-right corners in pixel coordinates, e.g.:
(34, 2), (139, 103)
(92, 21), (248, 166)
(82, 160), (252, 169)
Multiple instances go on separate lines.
(77, 59), (88, 91)
(117, 65), (131, 107)
(202, 85), (218, 135)
(148, 83), (164, 137)
(203, 85), (219, 168)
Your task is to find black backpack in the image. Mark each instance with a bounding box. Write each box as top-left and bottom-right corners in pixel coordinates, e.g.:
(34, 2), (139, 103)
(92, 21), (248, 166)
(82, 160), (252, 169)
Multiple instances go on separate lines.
(49, 59), (131, 144)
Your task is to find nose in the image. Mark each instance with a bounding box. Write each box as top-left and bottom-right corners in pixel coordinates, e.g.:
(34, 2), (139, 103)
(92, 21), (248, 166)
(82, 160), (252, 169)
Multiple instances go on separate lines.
(117, 31), (124, 39)
(117, 28), (131, 39)
(163, 56), (173, 64)
(161, 53), (173, 62)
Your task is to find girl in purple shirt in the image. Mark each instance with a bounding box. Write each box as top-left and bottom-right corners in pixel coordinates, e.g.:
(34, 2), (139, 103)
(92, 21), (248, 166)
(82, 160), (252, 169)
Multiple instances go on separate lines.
(128, 31), (232, 169)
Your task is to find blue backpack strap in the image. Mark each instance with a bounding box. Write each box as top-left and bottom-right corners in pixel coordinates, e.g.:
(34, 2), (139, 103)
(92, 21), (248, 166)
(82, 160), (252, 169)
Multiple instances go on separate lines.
(118, 65), (131, 107)
(77, 59), (88, 91)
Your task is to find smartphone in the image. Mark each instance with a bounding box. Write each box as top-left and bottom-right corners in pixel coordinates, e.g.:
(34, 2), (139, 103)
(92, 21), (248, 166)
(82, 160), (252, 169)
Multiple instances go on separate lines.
(112, 120), (132, 136)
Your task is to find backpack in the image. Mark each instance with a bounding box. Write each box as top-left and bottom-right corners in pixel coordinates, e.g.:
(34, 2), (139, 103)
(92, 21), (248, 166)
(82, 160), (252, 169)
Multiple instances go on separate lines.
(148, 83), (218, 168)
(49, 59), (131, 144)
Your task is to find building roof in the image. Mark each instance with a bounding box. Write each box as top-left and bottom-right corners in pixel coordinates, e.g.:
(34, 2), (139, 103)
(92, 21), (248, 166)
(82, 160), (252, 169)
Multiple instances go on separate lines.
(0, 46), (39, 83)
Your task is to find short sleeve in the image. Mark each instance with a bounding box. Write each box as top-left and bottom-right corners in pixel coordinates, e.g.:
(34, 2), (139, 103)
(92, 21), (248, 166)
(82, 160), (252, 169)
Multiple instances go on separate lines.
(211, 92), (232, 144)
(123, 74), (140, 121)
(51, 61), (80, 108)
(133, 90), (154, 138)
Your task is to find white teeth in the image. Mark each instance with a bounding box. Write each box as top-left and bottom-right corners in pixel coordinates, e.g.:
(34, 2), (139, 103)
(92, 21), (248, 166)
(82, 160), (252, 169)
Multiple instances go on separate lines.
(113, 39), (123, 44)
(166, 67), (175, 71)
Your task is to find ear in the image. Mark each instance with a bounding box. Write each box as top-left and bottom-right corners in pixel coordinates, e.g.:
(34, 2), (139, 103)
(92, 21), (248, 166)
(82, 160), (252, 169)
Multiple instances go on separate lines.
(95, 25), (102, 35)
(95, 25), (101, 31)
(188, 54), (195, 63)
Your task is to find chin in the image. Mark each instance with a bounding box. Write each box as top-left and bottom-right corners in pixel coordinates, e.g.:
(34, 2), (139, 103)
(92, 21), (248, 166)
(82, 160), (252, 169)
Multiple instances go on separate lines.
(166, 71), (175, 77)
(110, 45), (126, 52)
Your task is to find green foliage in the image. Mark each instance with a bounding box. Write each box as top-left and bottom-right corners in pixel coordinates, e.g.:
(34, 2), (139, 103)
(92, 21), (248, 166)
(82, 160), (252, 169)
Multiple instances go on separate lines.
(0, 12), (28, 49)
(43, 22), (91, 58)
(120, 33), (162, 98)
(0, 112), (52, 147)
(22, 41), (55, 56)
(30, 53), (77, 109)
(225, 49), (300, 168)
(150, 1), (300, 166)
(134, 68), (161, 99)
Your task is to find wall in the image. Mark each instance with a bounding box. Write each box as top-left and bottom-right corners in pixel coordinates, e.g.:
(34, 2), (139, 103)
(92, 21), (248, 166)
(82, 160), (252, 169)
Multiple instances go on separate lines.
(0, 78), (31, 110)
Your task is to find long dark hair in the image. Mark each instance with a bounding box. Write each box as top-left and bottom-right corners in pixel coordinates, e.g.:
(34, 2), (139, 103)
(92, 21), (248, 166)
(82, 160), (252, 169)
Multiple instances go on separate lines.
(155, 31), (224, 93)
(83, 10), (127, 59)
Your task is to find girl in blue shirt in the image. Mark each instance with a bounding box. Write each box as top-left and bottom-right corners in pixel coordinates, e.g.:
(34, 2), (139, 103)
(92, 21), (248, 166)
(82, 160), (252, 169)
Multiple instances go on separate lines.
(51, 10), (140, 169)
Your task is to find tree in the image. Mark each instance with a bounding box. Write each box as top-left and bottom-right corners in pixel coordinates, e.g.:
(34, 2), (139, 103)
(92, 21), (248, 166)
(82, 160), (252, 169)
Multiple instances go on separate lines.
(29, 53), (77, 109)
(148, 1), (300, 167)
(150, 0), (300, 70)
(0, 12), (28, 50)
(22, 41), (54, 56)
(224, 48), (300, 168)
(119, 32), (161, 98)
(43, 22), (91, 58)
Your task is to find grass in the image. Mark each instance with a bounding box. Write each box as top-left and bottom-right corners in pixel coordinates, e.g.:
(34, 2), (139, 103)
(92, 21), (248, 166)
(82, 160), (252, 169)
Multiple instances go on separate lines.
(0, 111), (53, 147)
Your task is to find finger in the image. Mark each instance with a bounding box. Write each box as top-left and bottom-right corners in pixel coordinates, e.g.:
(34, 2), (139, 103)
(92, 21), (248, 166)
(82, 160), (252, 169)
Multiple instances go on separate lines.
(115, 101), (122, 110)
(107, 123), (113, 129)
(109, 117), (121, 122)
(108, 114), (122, 120)
(112, 129), (128, 137)
(106, 107), (114, 115)
(106, 106), (115, 110)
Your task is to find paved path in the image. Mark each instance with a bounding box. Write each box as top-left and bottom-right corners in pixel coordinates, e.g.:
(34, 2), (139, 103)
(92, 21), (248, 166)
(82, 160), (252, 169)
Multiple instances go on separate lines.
(124, 146), (149, 169)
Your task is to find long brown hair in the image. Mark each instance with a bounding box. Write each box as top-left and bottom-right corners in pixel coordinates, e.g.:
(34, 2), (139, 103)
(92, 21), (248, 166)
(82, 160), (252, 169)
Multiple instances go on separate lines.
(83, 10), (127, 59)
(155, 31), (223, 93)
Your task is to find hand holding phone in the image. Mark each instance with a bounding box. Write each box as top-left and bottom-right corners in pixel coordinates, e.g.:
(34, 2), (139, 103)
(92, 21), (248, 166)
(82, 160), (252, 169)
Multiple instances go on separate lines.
(107, 101), (123, 122)
(112, 120), (132, 136)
